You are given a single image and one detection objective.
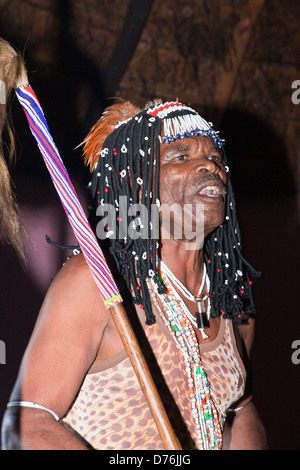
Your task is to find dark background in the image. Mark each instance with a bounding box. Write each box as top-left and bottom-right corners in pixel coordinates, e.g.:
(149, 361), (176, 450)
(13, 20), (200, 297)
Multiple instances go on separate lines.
(0, 0), (299, 450)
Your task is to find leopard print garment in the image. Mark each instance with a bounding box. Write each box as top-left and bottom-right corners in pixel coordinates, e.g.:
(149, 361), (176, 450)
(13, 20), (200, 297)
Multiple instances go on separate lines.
(62, 312), (246, 450)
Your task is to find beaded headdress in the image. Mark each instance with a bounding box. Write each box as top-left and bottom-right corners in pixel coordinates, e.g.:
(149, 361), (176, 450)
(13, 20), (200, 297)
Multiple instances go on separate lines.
(83, 100), (259, 325)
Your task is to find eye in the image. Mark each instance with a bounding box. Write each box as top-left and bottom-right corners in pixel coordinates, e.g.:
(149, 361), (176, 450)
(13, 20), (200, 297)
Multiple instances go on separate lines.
(208, 154), (222, 163)
(176, 154), (188, 161)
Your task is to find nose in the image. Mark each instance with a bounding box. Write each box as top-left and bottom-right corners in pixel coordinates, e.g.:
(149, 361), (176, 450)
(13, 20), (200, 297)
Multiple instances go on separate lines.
(194, 156), (220, 175)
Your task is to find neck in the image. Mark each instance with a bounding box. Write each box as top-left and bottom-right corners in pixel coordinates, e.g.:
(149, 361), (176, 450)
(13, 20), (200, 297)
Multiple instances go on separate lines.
(160, 238), (206, 296)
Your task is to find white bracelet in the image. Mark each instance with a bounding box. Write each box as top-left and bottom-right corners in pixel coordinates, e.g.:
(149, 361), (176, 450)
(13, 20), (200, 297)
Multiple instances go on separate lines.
(227, 401), (252, 413)
(7, 401), (60, 421)
(227, 405), (244, 413)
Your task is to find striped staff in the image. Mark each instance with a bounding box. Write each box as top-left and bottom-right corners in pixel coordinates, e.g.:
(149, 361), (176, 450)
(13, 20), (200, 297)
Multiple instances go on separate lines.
(16, 85), (122, 308)
(15, 83), (181, 450)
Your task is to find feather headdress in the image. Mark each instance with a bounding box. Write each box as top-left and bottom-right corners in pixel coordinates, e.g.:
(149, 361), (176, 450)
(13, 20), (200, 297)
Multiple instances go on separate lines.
(82, 101), (141, 172)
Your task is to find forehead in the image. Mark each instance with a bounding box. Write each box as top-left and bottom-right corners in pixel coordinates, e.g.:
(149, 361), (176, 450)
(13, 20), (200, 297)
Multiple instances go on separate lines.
(160, 135), (221, 157)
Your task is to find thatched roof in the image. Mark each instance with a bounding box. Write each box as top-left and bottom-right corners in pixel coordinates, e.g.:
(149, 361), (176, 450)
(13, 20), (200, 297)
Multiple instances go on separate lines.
(1, 0), (299, 192)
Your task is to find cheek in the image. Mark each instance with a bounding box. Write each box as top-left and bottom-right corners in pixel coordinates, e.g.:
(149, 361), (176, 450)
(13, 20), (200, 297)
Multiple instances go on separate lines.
(220, 167), (227, 185)
(159, 181), (174, 204)
(159, 169), (185, 204)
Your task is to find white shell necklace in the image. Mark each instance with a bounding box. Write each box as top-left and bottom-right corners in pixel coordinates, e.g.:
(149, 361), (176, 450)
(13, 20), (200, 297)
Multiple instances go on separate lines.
(160, 261), (211, 340)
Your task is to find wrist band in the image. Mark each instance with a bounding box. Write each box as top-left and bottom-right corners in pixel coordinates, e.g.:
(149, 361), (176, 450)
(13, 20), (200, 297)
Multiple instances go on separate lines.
(227, 400), (252, 413)
(7, 401), (60, 421)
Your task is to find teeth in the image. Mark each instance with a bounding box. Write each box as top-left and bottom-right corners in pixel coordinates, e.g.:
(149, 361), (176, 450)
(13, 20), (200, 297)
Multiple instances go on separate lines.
(199, 185), (219, 197)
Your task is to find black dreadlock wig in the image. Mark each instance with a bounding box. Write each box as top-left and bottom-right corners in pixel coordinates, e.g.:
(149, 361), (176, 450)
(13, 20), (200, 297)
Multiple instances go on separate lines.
(83, 100), (260, 325)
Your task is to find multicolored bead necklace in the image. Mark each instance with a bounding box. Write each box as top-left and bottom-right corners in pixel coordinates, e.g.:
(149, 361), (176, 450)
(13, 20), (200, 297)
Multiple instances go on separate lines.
(148, 268), (223, 450)
(160, 261), (211, 340)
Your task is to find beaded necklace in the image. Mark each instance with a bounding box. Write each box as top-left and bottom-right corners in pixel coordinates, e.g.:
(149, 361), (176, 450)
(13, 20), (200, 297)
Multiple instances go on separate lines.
(148, 269), (223, 450)
(160, 261), (211, 340)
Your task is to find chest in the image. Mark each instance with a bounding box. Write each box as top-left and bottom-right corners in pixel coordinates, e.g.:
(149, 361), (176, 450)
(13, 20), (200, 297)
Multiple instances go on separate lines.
(181, 296), (221, 344)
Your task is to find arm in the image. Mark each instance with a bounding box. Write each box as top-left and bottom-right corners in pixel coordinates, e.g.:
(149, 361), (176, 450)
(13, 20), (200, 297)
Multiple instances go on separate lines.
(2, 253), (110, 450)
(224, 317), (268, 450)
(227, 401), (268, 450)
(1, 405), (91, 450)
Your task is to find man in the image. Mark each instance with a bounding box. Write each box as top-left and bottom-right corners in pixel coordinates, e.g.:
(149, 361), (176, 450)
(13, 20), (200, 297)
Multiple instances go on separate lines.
(1, 99), (267, 450)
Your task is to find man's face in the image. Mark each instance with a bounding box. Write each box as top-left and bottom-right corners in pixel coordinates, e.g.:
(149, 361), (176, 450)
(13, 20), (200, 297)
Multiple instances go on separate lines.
(159, 136), (227, 239)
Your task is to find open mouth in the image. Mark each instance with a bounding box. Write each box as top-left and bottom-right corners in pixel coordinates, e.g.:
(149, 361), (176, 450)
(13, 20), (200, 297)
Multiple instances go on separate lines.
(196, 180), (226, 199)
(198, 185), (222, 197)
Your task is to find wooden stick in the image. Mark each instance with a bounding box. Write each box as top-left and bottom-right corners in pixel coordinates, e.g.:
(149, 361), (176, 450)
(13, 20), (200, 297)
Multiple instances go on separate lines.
(110, 303), (182, 450)
(14, 78), (181, 451)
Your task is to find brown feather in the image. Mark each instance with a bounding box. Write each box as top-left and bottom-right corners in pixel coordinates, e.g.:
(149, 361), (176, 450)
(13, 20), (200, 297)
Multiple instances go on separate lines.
(82, 101), (140, 172)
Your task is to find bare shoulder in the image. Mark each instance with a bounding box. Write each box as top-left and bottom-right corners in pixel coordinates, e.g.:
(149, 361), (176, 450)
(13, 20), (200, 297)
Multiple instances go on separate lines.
(52, 251), (99, 290)
(26, 252), (111, 369)
(42, 252), (109, 324)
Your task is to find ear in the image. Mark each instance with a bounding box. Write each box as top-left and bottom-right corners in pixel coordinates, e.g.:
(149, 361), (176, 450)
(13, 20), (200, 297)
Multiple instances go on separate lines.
(82, 101), (140, 172)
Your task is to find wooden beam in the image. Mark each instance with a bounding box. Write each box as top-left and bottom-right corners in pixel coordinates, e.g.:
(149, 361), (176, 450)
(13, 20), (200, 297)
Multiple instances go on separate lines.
(213, 0), (266, 126)
(101, 0), (154, 97)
